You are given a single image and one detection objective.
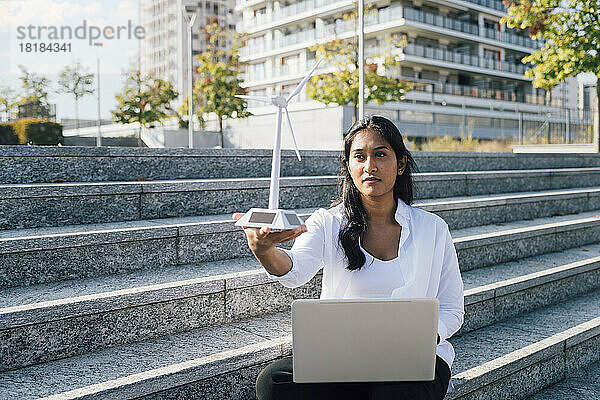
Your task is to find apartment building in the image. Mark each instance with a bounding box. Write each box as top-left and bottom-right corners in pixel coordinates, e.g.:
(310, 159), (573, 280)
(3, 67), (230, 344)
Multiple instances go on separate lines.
(234, 0), (586, 142)
(140, 0), (237, 99)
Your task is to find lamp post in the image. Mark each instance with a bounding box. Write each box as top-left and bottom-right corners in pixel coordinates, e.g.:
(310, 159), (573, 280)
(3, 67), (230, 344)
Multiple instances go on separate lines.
(94, 42), (103, 147)
(358, 0), (365, 120)
(182, 5), (197, 149)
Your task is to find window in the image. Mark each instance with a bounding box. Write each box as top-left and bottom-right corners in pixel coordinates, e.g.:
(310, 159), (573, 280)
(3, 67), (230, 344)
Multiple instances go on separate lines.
(483, 49), (500, 61)
(249, 35), (266, 53)
(281, 54), (300, 75)
(281, 83), (296, 98)
(249, 62), (266, 81)
(483, 19), (499, 30)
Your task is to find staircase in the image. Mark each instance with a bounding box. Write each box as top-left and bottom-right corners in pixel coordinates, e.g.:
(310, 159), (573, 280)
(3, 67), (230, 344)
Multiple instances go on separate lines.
(1, 145), (600, 399)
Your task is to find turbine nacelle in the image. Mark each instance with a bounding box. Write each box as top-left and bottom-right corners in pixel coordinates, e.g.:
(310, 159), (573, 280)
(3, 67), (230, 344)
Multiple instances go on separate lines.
(271, 96), (288, 108)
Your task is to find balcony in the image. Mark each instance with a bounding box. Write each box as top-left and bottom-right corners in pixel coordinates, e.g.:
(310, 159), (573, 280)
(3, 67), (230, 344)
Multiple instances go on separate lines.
(412, 82), (530, 103)
(240, 3), (542, 60)
(462, 0), (505, 12)
(280, 0), (313, 18)
(375, 6), (404, 24)
(401, 7), (479, 36)
(277, 29), (316, 47)
(502, 29), (543, 49)
(403, 43), (528, 76)
(247, 12), (269, 28)
(245, 0), (344, 29)
(484, 27), (543, 49)
(246, 58), (319, 85)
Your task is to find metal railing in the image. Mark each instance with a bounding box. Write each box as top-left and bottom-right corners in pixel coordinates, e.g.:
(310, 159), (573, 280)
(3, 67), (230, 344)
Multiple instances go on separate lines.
(280, 0), (313, 17)
(277, 29), (316, 47)
(412, 82), (530, 103)
(403, 43), (528, 75)
(402, 7), (479, 36)
(462, 0), (505, 12)
(364, 105), (593, 144)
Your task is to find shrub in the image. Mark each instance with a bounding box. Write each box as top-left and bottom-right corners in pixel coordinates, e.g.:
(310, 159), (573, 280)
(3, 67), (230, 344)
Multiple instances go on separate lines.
(11, 118), (64, 145)
(0, 124), (18, 144)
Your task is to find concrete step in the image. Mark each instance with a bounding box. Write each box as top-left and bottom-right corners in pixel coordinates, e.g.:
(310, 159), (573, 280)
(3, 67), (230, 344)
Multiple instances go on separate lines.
(2, 145), (599, 184)
(2, 168), (600, 229)
(526, 359), (600, 400)
(2, 240), (599, 372)
(1, 207), (599, 288)
(2, 287), (600, 399)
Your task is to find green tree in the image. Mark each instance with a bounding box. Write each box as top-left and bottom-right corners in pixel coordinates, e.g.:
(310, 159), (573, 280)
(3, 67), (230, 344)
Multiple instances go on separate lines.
(178, 93), (206, 129)
(112, 69), (179, 147)
(57, 62), (95, 134)
(0, 86), (20, 122)
(192, 23), (251, 148)
(18, 65), (52, 118)
(306, 6), (413, 122)
(501, 0), (600, 150)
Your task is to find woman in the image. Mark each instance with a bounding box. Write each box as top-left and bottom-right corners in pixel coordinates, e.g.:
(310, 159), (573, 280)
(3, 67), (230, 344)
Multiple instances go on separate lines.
(233, 115), (464, 400)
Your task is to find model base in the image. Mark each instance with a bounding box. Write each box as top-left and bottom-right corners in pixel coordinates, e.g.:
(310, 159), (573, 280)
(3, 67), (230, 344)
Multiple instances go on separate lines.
(235, 208), (302, 232)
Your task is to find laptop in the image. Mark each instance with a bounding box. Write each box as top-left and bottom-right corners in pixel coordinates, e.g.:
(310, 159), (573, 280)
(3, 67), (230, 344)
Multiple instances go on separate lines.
(291, 298), (439, 383)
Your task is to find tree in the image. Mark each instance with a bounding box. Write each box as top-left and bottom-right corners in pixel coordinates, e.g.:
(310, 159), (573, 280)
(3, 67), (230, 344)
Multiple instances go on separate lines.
(306, 6), (413, 121)
(178, 93), (205, 129)
(18, 65), (52, 119)
(0, 86), (20, 122)
(501, 0), (600, 150)
(112, 69), (179, 147)
(57, 62), (95, 134)
(193, 23), (251, 148)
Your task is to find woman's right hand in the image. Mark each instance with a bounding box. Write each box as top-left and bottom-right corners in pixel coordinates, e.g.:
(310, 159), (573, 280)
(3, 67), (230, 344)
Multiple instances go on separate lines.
(232, 212), (307, 255)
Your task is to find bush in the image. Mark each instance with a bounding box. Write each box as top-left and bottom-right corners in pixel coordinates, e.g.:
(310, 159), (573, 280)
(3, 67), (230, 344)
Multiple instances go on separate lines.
(10, 118), (64, 145)
(0, 124), (18, 144)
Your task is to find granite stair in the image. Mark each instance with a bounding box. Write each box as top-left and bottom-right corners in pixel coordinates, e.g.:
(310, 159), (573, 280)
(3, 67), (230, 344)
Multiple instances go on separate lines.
(1, 147), (599, 399)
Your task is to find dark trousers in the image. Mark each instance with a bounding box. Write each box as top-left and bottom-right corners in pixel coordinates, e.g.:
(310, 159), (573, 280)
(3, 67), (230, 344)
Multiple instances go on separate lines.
(256, 355), (451, 400)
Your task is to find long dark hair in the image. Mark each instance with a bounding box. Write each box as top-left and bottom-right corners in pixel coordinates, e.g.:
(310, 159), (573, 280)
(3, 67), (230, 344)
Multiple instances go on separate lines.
(330, 115), (418, 271)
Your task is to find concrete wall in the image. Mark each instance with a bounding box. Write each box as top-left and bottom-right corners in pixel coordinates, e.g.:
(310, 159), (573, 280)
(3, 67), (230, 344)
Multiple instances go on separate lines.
(217, 104), (346, 151)
(141, 127), (220, 148)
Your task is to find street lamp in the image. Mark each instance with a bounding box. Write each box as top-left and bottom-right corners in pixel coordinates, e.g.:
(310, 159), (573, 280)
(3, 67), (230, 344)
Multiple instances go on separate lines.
(94, 42), (103, 147)
(358, 0), (365, 120)
(182, 5), (197, 149)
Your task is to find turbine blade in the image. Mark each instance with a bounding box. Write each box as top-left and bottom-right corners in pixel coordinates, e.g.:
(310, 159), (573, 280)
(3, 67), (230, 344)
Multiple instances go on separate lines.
(234, 95), (272, 103)
(286, 59), (323, 102)
(284, 107), (301, 161)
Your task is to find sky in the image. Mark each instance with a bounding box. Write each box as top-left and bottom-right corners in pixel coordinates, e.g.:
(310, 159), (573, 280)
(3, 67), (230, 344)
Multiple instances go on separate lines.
(0, 0), (142, 121)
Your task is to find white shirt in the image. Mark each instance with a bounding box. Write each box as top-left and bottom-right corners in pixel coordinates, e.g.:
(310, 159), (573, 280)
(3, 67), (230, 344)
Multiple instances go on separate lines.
(266, 199), (465, 385)
(344, 240), (406, 298)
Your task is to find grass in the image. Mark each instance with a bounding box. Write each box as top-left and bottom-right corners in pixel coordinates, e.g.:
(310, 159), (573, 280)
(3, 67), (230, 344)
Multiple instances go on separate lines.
(407, 134), (517, 152)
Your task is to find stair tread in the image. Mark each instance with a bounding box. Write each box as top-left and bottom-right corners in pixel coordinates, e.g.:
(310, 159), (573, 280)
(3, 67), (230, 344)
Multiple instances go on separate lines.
(2, 240), (600, 318)
(461, 242), (600, 291)
(450, 209), (600, 240)
(527, 360), (600, 399)
(1, 188), (599, 242)
(1, 167), (598, 190)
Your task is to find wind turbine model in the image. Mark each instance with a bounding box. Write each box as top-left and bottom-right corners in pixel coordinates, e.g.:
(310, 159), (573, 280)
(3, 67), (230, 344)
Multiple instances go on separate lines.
(234, 59), (322, 231)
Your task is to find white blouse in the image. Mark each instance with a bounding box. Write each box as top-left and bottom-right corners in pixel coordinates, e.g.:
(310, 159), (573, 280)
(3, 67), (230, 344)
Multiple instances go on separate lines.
(266, 199), (465, 384)
(344, 240), (406, 298)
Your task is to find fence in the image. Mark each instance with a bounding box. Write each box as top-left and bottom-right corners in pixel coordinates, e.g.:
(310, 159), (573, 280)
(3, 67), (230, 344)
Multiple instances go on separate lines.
(365, 105), (594, 144)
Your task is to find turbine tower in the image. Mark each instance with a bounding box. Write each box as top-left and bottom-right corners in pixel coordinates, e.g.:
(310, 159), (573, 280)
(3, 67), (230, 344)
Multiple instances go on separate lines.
(234, 59), (322, 231)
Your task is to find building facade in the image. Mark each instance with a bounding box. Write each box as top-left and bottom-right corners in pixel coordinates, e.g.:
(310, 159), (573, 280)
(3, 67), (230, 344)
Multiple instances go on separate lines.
(234, 0), (589, 143)
(140, 0), (237, 99)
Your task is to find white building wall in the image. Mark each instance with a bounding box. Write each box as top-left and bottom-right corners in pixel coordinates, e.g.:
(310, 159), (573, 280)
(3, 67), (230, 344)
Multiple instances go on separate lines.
(209, 104), (346, 150)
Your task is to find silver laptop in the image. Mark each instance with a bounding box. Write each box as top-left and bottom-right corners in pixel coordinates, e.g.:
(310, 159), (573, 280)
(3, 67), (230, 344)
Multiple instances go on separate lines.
(291, 298), (439, 383)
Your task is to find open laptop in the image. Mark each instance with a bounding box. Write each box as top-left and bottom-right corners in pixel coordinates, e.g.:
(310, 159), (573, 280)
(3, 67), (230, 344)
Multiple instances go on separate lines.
(291, 298), (439, 383)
